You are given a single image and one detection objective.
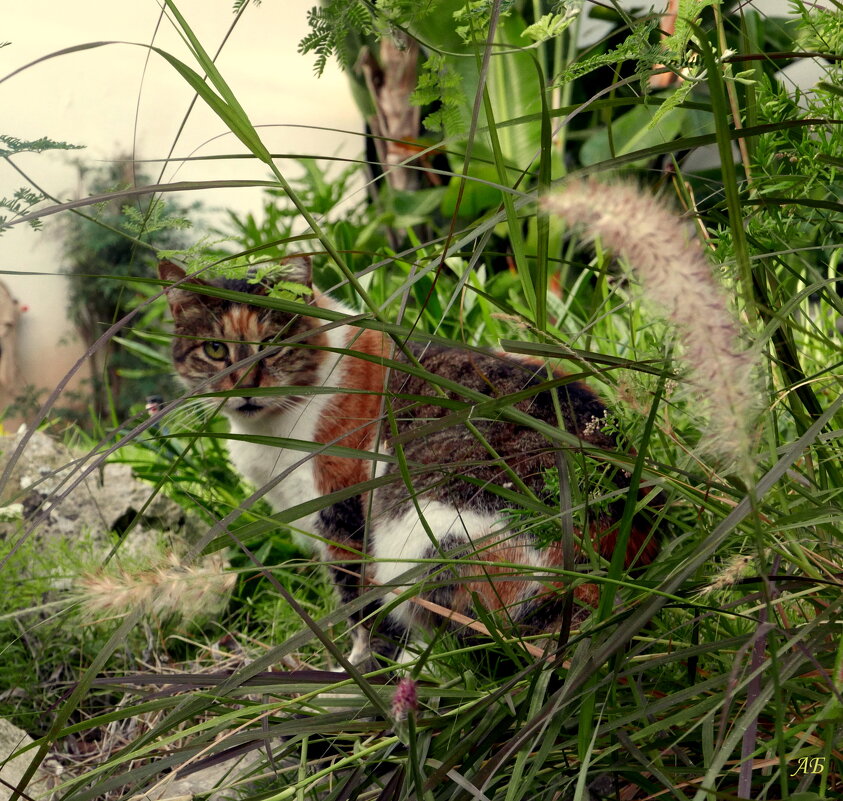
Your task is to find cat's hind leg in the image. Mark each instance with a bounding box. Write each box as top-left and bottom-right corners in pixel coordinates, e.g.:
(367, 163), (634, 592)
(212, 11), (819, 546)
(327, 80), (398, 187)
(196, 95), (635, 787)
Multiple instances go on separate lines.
(371, 501), (527, 635)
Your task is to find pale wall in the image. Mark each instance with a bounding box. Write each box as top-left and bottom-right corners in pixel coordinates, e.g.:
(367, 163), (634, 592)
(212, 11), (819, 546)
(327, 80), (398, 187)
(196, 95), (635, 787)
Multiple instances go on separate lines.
(0, 1), (362, 425)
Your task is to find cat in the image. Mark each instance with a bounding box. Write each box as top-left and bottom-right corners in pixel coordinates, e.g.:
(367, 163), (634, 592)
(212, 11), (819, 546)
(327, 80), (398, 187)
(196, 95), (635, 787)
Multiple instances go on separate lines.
(159, 257), (658, 664)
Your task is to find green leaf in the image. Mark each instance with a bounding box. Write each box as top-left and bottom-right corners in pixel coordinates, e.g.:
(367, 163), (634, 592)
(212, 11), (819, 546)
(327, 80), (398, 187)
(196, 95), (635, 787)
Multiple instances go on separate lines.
(580, 103), (686, 166)
(111, 336), (171, 367)
(488, 11), (543, 168)
(521, 9), (580, 43)
(150, 45), (270, 163)
(298, 0), (373, 76)
(648, 79), (696, 129)
(440, 162), (502, 217)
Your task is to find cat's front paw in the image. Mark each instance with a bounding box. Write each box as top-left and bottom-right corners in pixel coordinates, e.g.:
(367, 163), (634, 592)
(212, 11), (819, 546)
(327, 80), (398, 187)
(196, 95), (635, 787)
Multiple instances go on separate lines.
(347, 638), (372, 668)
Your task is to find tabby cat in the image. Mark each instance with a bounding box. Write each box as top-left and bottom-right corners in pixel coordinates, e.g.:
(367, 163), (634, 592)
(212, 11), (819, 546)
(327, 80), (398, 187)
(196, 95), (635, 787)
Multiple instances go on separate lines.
(159, 258), (657, 663)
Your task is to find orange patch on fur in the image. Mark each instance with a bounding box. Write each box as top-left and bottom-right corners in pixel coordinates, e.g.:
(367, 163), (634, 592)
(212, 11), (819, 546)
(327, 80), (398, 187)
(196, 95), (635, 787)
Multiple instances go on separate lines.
(325, 542), (364, 564)
(459, 539), (549, 615)
(595, 519), (659, 568)
(572, 583), (600, 609)
(313, 327), (389, 496)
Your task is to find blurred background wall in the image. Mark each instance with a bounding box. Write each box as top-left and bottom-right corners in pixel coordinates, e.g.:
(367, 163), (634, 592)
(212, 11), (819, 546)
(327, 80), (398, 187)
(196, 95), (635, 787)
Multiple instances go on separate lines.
(0, 1), (361, 428)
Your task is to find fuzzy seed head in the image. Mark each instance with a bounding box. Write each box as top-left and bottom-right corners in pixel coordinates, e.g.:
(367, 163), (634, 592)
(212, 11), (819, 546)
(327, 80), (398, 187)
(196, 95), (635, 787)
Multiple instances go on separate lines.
(543, 178), (759, 469)
(77, 553), (235, 623)
(699, 554), (754, 596)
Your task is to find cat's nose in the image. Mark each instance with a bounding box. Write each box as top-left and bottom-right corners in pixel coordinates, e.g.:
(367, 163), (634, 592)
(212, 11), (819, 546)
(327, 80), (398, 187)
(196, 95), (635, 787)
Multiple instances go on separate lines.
(231, 368), (261, 390)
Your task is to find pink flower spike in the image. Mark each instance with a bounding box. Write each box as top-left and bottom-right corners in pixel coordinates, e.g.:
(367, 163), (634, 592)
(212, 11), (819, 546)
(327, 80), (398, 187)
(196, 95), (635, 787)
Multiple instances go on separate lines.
(391, 677), (418, 720)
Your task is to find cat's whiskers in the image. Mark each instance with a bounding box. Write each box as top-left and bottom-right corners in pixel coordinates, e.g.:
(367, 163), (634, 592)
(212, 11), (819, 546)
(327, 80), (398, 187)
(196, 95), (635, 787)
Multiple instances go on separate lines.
(263, 395), (298, 413)
(164, 397), (217, 431)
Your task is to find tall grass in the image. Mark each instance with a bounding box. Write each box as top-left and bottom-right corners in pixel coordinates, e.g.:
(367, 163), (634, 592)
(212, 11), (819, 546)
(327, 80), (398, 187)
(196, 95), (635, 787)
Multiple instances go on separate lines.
(1, 1), (841, 799)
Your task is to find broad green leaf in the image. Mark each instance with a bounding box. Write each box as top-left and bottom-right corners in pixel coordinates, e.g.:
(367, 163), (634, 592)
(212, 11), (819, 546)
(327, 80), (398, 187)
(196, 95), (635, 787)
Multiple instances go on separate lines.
(580, 103), (686, 166)
(487, 12), (544, 168)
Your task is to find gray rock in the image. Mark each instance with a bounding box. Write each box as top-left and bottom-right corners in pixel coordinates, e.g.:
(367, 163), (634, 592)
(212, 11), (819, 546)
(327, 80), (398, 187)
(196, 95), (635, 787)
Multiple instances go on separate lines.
(0, 717), (48, 801)
(133, 751), (261, 800)
(0, 428), (199, 557)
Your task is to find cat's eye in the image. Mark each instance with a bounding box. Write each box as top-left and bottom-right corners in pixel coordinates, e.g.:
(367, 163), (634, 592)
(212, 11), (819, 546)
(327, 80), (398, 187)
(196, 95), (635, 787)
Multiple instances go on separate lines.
(203, 341), (228, 361)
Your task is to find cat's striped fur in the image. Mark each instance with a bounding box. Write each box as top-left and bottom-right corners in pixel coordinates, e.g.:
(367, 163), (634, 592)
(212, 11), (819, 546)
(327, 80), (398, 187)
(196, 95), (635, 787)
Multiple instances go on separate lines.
(160, 258), (657, 663)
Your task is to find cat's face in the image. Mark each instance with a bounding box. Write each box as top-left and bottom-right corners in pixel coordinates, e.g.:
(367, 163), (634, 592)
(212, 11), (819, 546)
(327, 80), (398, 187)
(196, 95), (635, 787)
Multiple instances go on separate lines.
(159, 260), (327, 419)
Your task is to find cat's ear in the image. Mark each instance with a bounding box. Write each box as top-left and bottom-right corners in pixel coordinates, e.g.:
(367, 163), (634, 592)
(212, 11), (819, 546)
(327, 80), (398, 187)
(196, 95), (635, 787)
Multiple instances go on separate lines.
(280, 255), (313, 292)
(158, 260), (208, 315)
(159, 259), (187, 285)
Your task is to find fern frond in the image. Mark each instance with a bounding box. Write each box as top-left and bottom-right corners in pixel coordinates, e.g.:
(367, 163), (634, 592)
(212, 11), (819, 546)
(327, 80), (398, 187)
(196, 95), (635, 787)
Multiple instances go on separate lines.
(552, 20), (660, 86)
(0, 186), (47, 234)
(411, 53), (466, 135)
(298, 0), (373, 76)
(0, 133), (84, 158)
(122, 200), (192, 237)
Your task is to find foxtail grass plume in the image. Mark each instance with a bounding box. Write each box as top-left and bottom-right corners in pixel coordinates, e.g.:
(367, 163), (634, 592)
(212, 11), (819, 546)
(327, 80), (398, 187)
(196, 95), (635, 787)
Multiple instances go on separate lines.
(698, 553), (754, 596)
(543, 178), (757, 468)
(78, 553), (234, 623)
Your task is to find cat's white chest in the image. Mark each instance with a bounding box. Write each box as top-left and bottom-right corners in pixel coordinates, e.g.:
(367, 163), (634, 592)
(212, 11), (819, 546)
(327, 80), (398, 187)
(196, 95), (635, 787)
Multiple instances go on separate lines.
(226, 400), (327, 554)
